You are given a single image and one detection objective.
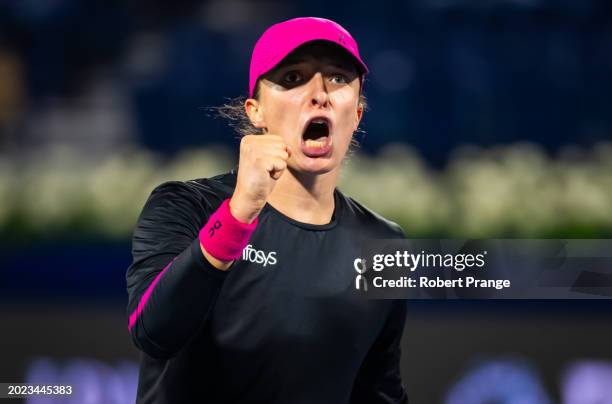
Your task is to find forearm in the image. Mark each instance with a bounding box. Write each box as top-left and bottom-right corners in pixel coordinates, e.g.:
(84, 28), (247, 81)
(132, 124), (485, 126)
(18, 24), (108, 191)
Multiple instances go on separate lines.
(128, 239), (228, 359)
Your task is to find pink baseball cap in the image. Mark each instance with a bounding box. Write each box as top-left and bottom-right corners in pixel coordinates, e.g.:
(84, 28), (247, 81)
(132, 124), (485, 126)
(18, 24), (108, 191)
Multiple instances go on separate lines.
(248, 17), (369, 98)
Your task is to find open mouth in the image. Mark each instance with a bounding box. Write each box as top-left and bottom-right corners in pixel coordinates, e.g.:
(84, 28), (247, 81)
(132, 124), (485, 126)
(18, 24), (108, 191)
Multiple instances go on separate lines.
(301, 117), (333, 157)
(302, 118), (330, 146)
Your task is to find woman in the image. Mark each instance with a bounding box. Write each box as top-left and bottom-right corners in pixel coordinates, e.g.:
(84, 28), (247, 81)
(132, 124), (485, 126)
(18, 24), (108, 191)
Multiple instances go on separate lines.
(126, 17), (408, 404)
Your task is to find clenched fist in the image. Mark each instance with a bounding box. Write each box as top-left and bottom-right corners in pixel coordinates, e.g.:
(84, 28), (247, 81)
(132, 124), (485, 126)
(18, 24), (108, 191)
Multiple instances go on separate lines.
(230, 134), (291, 224)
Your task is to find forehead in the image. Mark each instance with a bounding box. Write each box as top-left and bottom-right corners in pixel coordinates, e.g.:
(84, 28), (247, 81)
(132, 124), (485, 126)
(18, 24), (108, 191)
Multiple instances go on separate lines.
(275, 41), (359, 71)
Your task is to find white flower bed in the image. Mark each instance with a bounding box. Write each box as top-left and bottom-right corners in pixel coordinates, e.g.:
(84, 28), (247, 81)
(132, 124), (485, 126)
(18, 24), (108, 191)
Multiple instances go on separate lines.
(1, 143), (610, 238)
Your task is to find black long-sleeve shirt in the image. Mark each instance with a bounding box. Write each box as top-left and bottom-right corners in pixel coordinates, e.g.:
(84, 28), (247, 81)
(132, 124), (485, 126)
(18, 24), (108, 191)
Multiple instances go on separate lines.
(126, 169), (408, 404)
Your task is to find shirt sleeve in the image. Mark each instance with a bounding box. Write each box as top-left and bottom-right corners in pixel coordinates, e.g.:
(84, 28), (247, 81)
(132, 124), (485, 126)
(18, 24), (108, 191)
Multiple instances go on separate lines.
(349, 300), (409, 404)
(125, 181), (230, 360)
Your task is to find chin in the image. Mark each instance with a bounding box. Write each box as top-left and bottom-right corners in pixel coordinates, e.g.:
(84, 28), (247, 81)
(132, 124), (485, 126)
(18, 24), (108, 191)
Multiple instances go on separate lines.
(294, 156), (338, 175)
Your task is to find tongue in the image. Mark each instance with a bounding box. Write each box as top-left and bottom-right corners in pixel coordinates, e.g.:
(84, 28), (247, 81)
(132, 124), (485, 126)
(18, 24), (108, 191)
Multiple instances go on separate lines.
(307, 135), (328, 142)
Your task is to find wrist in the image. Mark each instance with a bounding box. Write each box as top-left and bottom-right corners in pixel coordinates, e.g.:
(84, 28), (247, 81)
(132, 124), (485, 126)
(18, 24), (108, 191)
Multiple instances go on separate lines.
(198, 198), (258, 262)
(229, 194), (263, 224)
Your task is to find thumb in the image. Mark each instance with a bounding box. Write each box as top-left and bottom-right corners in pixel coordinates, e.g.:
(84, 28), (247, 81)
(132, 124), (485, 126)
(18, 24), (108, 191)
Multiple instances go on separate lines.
(270, 170), (283, 180)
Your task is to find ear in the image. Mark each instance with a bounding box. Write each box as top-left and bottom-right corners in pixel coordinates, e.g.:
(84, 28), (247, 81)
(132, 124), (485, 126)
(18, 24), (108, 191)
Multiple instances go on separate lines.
(354, 102), (364, 131)
(245, 98), (266, 129)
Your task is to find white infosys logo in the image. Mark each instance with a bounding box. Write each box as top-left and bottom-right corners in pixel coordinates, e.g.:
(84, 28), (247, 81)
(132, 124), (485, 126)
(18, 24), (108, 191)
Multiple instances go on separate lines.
(242, 244), (277, 267)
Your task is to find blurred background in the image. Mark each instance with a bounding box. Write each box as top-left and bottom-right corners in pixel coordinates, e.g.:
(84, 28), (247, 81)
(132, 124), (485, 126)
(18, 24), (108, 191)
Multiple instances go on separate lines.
(1, 0), (612, 403)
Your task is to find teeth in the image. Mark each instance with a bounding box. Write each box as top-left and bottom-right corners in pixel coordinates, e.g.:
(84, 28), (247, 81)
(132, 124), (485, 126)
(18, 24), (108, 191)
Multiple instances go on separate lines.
(311, 118), (327, 124)
(305, 139), (326, 148)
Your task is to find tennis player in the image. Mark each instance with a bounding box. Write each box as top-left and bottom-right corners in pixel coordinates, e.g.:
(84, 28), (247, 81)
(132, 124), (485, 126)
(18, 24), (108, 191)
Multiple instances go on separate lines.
(126, 17), (409, 404)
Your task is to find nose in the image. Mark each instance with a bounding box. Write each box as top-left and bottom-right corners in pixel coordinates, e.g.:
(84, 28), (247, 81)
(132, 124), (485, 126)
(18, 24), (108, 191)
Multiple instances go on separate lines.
(309, 72), (329, 108)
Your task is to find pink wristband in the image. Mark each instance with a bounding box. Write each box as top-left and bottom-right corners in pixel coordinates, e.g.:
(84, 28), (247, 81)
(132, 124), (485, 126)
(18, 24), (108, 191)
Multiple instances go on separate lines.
(199, 198), (258, 261)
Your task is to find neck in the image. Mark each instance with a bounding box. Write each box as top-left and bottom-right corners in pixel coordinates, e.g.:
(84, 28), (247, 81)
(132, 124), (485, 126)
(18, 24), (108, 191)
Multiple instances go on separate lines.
(266, 167), (339, 225)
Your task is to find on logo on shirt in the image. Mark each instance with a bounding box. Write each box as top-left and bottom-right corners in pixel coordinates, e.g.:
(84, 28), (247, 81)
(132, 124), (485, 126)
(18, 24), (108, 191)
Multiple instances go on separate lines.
(242, 244), (277, 267)
(354, 257), (368, 291)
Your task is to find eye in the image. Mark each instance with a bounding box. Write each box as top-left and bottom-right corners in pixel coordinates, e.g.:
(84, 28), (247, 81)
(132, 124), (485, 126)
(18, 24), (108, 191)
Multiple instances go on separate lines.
(329, 73), (349, 84)
(282, 71), (304, 84)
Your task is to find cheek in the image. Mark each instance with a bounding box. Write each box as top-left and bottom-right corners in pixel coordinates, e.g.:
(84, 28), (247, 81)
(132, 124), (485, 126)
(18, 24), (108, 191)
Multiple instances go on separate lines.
(263, 94), (302, 137)
(332, 90), (360, 138)
(332, 87), (354, 106)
